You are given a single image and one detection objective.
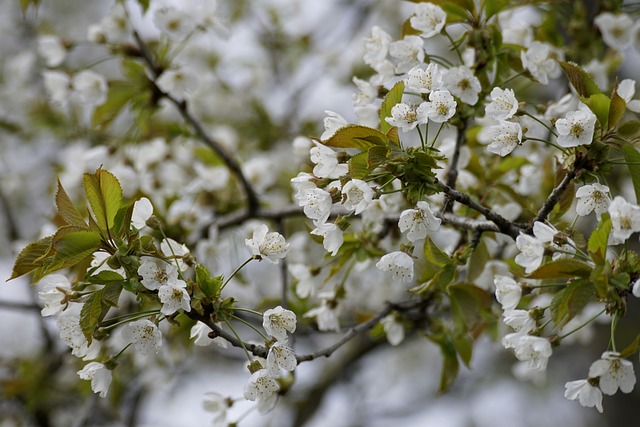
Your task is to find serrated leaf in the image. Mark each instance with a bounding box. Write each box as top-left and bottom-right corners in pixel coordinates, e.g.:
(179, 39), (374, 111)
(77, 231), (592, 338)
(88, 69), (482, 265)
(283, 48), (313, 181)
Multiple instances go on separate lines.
(195, 263), (222, 298)
(588, 213), (611, 265)
(386, 127), (400, 147)
(322, 125), (388, 149)
(527, 259), (593, 279)
(348, 152), (370, 179)
(368, 145), (389, 168)
(55, 180), (87, 228)
(9, 236), (53, 281)
(92, 81), (134, 129)
(87, 270), (124, 284)
(467, 239), (489, 281)
(609, 85), (627, 131)
(380, 81), (405, 134)
(549, 279), (594, 327)
(52, 231), (102, 271)
(424, 236), (452, 267)
(113, 202), (134, 238)
(80, 283), (122, 343)
(617, 121), (640, 145)
(485, 0), (509, 18)
(448, 283), (492, 332)
(622, 144), (640, 203)
(83, 168), (123, 234)
(560, 62), (602, 98)
(621, 334), (640, 358)
(583, 93), (610, 129)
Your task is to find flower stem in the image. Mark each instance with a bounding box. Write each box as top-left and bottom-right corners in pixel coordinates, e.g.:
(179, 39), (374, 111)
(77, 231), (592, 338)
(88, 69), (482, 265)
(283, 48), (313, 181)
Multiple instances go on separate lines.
(221, 257), (254, 291)
(558, 308), (606, 340)
(230, 314), (270, 341)
(522, 112), (558, 137)
(223, 317), (253, 361)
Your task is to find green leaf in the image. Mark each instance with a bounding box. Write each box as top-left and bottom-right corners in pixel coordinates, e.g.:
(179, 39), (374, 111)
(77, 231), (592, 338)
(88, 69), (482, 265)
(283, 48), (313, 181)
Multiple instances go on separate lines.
(591, 264), (610, 300)
(87, 270), (124, 284)
(620, 334), (640, 358)
(380, 81), (405, 134)
(549, 279), (594, 327)
(467, 238), (489, 282)
(622, 144), (640, 203)
(429, 334), (460, 393)
(137, 0), (150, 12)
(588, 213), (611, 265)
(80, 283), (122, 343)
(559, 62), (602, 98)
(367, 145), (389, 169)
(348, 152), (370, 179)
(448, 283), (492, 332)
(92, 81), (135, 129)
(453, 333), (473, 368)
(527, 259), (593, 279)
(609, 85), (627, 131)
(195, 263), (222, 298)
(52, 231), (102, 270)
(583, 93), (611, 129)
(55, 179), (87, 228)
(386, 127), (401, 147)
(82, 168), (123, 234)
(322, 125), (388, 149)
(424, 237), (452, 267)
(617, 121), (640, 145)
(9, 236), (53, 281)
(441, 2), (470, 23)
(485, 0), (509, 19)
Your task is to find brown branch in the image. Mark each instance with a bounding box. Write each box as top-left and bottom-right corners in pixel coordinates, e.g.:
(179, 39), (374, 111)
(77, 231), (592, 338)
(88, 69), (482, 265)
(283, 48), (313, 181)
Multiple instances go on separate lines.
(529, 168), (577, 231)
(442, 119), (468, 213)
(132, 31), (260, 216)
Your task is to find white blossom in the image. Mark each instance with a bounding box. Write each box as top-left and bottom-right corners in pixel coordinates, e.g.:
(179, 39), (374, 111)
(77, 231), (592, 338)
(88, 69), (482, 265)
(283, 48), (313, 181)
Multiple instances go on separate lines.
(594, 13), (634, 51)
(121, 319), (162, 355)
(423, 90), (457, 123)
(190, 321), (228, 348)
(506, 334), (552, 372)
(515, 233), (545, 273)
(304, 295), (341, 332)
(310, 222), (344, 256)
(266, 342), (297, 376)
(521, 41), (562, 85)
(244, 369), (279, 402)
(617, 79), (640, 113)
(503, 309), (535, 333)
(72, 70), (107, 105)
(398, 200), (441, 241)
(263, 306), (297, 342)
(131, 197), (153, 230)
(564, 379), (604, 413)
(158, 280), (191, 315)
(376, 251), (414, 282)
(485, 87), (519, 120)
(385, 102), (428, 132)
(555, 105), (597, 147)
(321, 111), (349, 140)
(381, 315), (405, 346)
(37, 274), (71, 316)
(42, 70), (71, 105)
(203, 392), (228, 427)
(608, 196), (640, 244)
(138, 258), (179, 291)
(486, 121), (522, 156)
(633, 279), (640, 298)
(57, 306), (101, 360)
(153, 6), (197, 39)
(245, 224), (290, 264)
(160, 238), (190, 271)
(363, 26), (392, 67)
(589, 352), (636, 395)
(410, 3), (447, 39)
(494, 275), (522, 311)
(37, 35), (66, 67)
(310, 142), (348, 178)
(389, 36), (425, 73)
(576, 183), (611, 219)
(442, 66), (481, 105)
(77, 362), (112, 398)
(156, 68), (198, 100)
(404, 63), (443, 94)
(342, 179), (374, 215)
(300, 188), (333, 224)
(288, 263), (317, 299)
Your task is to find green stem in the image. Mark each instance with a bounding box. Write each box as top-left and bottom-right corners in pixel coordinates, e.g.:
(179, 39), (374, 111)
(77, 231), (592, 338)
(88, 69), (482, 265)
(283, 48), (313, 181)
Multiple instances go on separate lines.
(417, 123), (426, 150)
(157, 226), (188, 282)
(558, 308), (606, 340)
(231, 314), (270, 341)
(500, 71), (527, 87)
(102, 309), (162, 325)
(221, 257), (255, 291)
(233, 307), (263, 316)
(101, 310), (161, 331)
(431, 122), (446, 146)
(524, 136), (568, 154)
(443, 29), (464, 64)
(522, 112), (558, 137)
(223, 318), (252, 361)
(610, 313), (618, 353)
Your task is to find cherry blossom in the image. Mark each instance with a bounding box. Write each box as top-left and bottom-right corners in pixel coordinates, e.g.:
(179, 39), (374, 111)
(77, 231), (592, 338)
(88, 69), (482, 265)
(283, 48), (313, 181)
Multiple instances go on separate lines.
(486, 120), (522, 156)
(555, 105), (597, 147)
(442, 66), (481, 105)
(398, 200), (441, 241)
(423, 90), (457, 122)
(376, 251), (414, 282)
(121, 319), (163, 355)
(485, 87), (519, 120)
(588, 352), (636, 395)
(263, 306), (297, 342)
(245, 224), (290, 264)
(410, 3), (447, 39)
(575, 183), (611, 219)
(564, 379), (604, 413)
(78, 362), (112, 398)
(404, 63), (443, 94)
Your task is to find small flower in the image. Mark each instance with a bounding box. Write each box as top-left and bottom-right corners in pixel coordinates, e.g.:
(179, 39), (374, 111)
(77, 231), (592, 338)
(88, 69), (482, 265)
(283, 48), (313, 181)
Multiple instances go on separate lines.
(594, 12), (635, 51)
(502, 309), (535, 333)
(363, 26), (392, 67)
(153, 6), (196, 39)
(564, 379), (603, 413)
(321, 111), (349, 140)
(121, 319), (162, 355)
(376, 251), (414, 282)
(515, 234), (545, 273)
(158, 280), (191, 315)
(131, 197), (154, 230)
(245, 224), (290, 264)
(288, 263), (317, 299)
(138, 258), (179, 291)
(398, 200), (441, 241)
(404, 63), (443, 94)
(617, 79), (640, 113)
(42, 70), (71, 105)
(38, 35), (66, 67)
(263, 306), (297, 342)
(300, 188), (333, 224)
(160, 238), (190, 271)
(37, 274), (71, 316)
(381, 315), (405, 346)
(532, 221), (558, 243)
(385, 102), (427, 132)
(608, 196), (640, 244)
(389, 36), (425, 73)
(423, 90), (457, 122)
(555, 105), (597, 147)
(156, 68), (198, 100)
(589, 352), (636, 395)
(203, 392), (228, 427)
(78, 362), (112, 398)
(266, 342), (297, 376)
(304, 294), (341, 332)
(342, 179), (374, 215)
(520, 41), (563, 85)
(57, 306), (101, 360)
(442, 66), (481, 105)
(508, 335), (553, 372)
(410, 3), (447, 39)
(310, 222), (344, 256)
(485, 87), (519, 120)
(310, 142), (348, 178)
(72, 70), (107, 105)
(494, 275), (522, 311)
(190, 321), (229, 348)
(244, 369), (280, 402)
(486, 120), (522, 156)
(576, 183), (611, 219)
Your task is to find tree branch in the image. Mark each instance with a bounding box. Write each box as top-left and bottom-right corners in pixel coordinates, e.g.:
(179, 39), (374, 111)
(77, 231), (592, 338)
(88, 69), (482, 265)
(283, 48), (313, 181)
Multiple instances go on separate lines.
(529, 168), (577, 230)
(132, 31), (260, 216)
(442, 120), (468, 213)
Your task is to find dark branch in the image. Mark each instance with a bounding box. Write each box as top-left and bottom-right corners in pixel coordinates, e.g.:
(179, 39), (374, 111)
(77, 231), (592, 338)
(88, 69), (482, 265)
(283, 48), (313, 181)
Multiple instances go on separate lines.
(442, 119), (468, 213)
(529, 168), (577, 230)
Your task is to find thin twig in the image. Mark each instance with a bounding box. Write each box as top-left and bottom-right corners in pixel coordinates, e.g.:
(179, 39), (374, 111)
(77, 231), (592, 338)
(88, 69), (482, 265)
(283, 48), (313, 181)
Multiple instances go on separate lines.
(529, 168), (577, 230)
(442, 119), (468, 213)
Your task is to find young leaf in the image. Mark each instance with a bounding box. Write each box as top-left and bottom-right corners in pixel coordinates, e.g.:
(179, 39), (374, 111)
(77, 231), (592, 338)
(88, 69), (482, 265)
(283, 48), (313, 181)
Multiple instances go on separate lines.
(609, 86), (627, 131)
(52, 231), (102, 271)
(9, 235), (53, 281)
(485, 0), (509, 19)
(80, 283), (122, 343)
(559, 62), (602, 98)
(82, 168), (123, 235)
(92, 81), (135, 129)
(195, 263), (222, 298)
(549, 279), (594, 327)
(617, 121), (640, 145)
(424, 236), (452, 267)
(56, 180), (87, 228)
(467, 238), (489, 282)
(380, 81), (405, 134)
(367, 145), (389, 169)
(348, 152), (371, 180)
(322, 125), (388, 149)
(622, 144), (640, 203)
(583, 93), (610, 129)
(587, 213), (611, 265)
(620, 333), (640, 358)
(527, 259), (593, 279)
